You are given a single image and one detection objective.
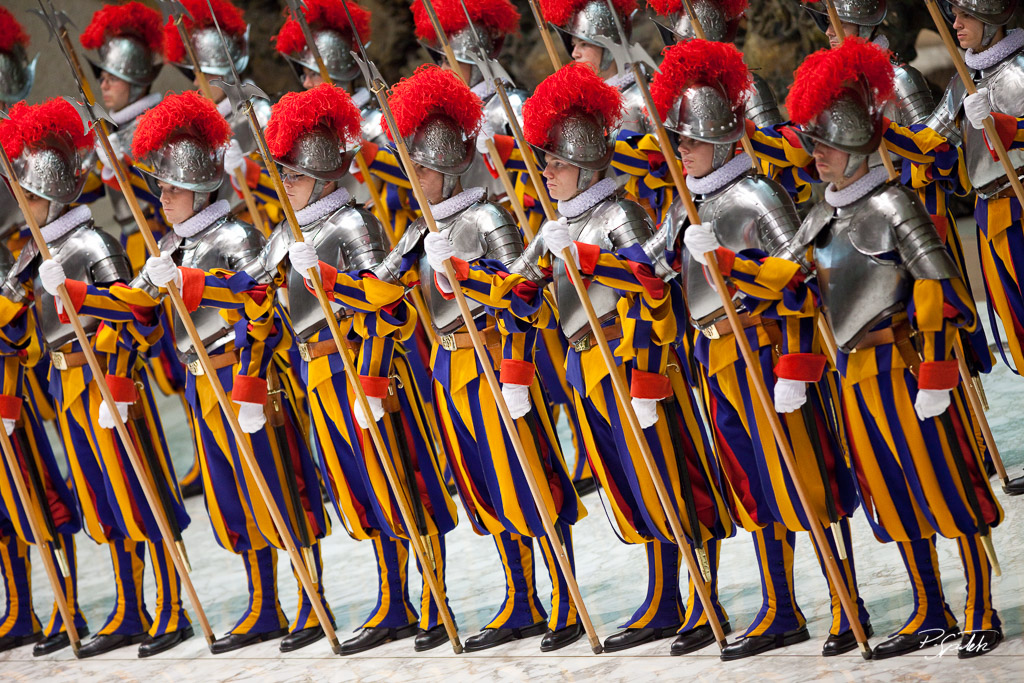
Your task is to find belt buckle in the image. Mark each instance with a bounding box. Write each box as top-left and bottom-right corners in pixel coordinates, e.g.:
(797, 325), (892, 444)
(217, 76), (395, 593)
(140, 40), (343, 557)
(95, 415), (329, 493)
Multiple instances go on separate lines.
(701, 325), (721, 340)
(297, 342), (312, 363)
(439, 333), (457, 352)
(572, 335), (592, 353)
(186, 359), (204, 376)
(50, 351), (67, 371)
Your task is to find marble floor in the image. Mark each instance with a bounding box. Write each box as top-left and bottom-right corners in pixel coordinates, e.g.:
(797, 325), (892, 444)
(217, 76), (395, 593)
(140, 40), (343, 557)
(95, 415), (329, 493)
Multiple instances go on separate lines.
(3, 312), (1024, 682)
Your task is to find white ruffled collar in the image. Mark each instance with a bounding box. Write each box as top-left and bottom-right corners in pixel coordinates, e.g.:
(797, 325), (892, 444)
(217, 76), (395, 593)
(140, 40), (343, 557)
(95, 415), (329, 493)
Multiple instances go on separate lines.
(606, 69), (635, 91)
(173, 199), (230, 238)
(110, 92), (163, 126)
(431, 187), (486, 220)
(294, 186), (352, 227)
(686, 153), (752, 196)
(40, 205), (92, 243)
(558, 177), (618, 218)
(824, 167), (890, 208)
(965, 28), (1024, 70)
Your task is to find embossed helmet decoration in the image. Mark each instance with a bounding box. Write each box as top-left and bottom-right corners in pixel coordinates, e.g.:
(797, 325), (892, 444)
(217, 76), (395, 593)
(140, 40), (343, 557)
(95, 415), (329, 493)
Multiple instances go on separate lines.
(540, 0), (637, 73)
(163, 0), (250, 77)
(412, 0), (520, 86)
(80, 2), (163, 90)
(798, 0), (886, 38)
(0, 7), (36, 106)
(647, 0), (748, 43)
(274, 0), (371, 84)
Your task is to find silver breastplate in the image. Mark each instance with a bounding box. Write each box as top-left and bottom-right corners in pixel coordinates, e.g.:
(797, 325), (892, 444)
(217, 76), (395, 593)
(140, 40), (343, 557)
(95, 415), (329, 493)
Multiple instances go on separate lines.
(37, 222), (132, 349)
(616, 81), (650, 137)
(285, 206), (388, 341)
(684, 174), (801, 329)
(420, 200), (522, 335)
(963, 51), (1024, 197)
(886, 62), (936, 127)
(555, 198), (655, 342)
(745, 73), (783, 129)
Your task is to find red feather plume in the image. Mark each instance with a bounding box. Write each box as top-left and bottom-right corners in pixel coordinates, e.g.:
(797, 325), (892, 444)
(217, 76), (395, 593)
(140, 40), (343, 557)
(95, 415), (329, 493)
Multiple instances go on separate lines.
(650, 39), (751, 119)
(164, 0), (247, 64)
(786, 37), (894, 125)
(131, 91), (230, 160)
(0, 98), (94, 161)
(412, 0), (520, 43)
(266, 84), (362, 157)
(647, 0), (747, 20)
(274, 0), (371, 56)
(383, 65), (482, 141)
(522, 61), (622, 147)
(80, 2), (163, 51)
(539, 0), (637, 27)
(0, 7), (29, 54)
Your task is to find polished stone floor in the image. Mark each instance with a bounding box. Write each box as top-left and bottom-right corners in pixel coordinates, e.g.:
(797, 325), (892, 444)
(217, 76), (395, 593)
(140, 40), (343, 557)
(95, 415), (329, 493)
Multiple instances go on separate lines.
(3, 314), (1024, 681)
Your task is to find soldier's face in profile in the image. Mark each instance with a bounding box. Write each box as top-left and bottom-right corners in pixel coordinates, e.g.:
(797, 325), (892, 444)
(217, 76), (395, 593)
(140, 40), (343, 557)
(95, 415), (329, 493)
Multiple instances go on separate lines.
(413, 164), (445, 205)
(157, 182), (197, 225)
(99, 72), (132, 112)
(571, 38), (607, 77)
(542, 158), (581, 201)
(952, 9), (986, 51)
(26, 193), (50, 228)
(302, 67), (324, 90)
(281, 172), (319, 212)
(824, 21), (859, 49)
(812, 142), (850, 186)
(676, 136), (715, 178)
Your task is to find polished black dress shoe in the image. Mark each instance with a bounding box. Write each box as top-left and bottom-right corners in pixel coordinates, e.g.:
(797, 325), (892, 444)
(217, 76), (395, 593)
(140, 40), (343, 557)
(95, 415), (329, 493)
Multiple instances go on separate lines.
(138, 625), (193, 658)
(414, 624), (450, 652)
(340, 623), (417, 655)
(603, 624), (680, 653)
(463, 622), (546, 652)
(671, 621), (732, 656)
(572, 478), (598, 497)
(540, 623), (584, 652)
(179, 476), (203, 499)
(0, 631), (41, 653)
(959, 628), (1002, 659)
(210, 627), (288, 655)
(720, 626), (810, 661)
(77, 632), (147, 659)
(33, 627), (89, 656)
(872, 626), (960, 660)
(822, 623), (873, 657)
(280, 626), (324, 653)
(1004, 474), (1024, 496)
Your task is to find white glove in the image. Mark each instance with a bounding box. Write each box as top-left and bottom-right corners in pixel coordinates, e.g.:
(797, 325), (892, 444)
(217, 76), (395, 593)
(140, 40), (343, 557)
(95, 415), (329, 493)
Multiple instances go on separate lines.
(541, 217), (578, 267)
(964, 87), (992, 130)
(145, 254), (182, 289)
(631, 396), (660, 429)
(98, 400), (130, 430)
(424, 232), (456, 294)
(915, 388), (951, 421)
(774, 378), (808, 414)
(288, 242), (321, 279)
(502, 383), (532, 420)
(236, 401), (266, 434)
(224, 139), (246, 175)
(354, 396), (385, 430)
(683, 223), (720, 266)
(2, 419), (14, 436)
(39, 259), (66, 296)
(475, 120), (496, 155)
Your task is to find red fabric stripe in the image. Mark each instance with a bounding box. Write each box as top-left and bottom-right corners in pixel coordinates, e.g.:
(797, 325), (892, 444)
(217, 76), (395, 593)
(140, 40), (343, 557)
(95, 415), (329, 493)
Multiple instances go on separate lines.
(231, 375), (268, 405)
(629, 369), (672, 399)
(774, 353), (827, 382)
(500, 359), (535, 386)
(918, 360), (959, 390)
(179, 267), (205, 312)
(359, 375), (390, 399)
(104, 374), (138, 404)
(0, 395), (22, 421)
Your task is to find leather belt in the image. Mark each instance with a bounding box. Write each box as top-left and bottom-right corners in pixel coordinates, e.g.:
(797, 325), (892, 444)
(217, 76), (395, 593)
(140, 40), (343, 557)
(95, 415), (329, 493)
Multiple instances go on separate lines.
(851, 317), (920, 373)
(297, 339), (348, 362)
(699, 311), (774, 341)
(571, 320), (624, 352)
(49, 350), (88, 371)
(981, 170), (1024, 200)
(186, 350), (239, 376)
(437, 326), (502, 352)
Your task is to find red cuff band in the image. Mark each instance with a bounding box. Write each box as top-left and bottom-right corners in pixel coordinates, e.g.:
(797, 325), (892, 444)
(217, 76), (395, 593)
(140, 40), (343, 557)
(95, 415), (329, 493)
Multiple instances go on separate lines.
(918, 360), (960, 390)
(449, 257), (470, 282)
(500, 359), (535, 386)
(243, 157), (261, 190)
(0, 395), (22, 421)
(774, 353), (828, 382)
(57, 279), (88, 323)
(930, 214), (949, 244)
(630, 369), (672, 400)
(360, 375), (391, 399)
(179, 267), (205, 312)
(231, 375), (268, 405)
(493, 134), (515, 163)
(989, 112), (1018, 160)
(576, 242), (600, 274)
(318, 263), (338, 296)
(713, 248), (735, 277)
(105, 374), (138, 404)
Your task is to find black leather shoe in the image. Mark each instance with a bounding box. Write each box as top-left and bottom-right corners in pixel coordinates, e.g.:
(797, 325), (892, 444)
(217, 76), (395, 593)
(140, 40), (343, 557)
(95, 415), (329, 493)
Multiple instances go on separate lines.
(985, 459), (996, 478)
(280, 626), (324, 653)
(540, 623), (584, 652)
(671, 621), (732, 656)
(210, 627), (288, 655)
(822, 623), (873, 657)
(463, 621), (546, 652)
(33, 627), (88, 656)
(77, 632), (147, 659)
(414, 624), (450, 652)
(0, 631), (41, 653)
(872, 626), (961, 660)
(720, 626), (810, 661)
(340, 623), (417, 655)
(573, 478), (598, 497)
(603, 624), (681, 653)
(138, 625), (193, 658)
(1004, 474), (1024, 496)
(959, 628), (1002, 659)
